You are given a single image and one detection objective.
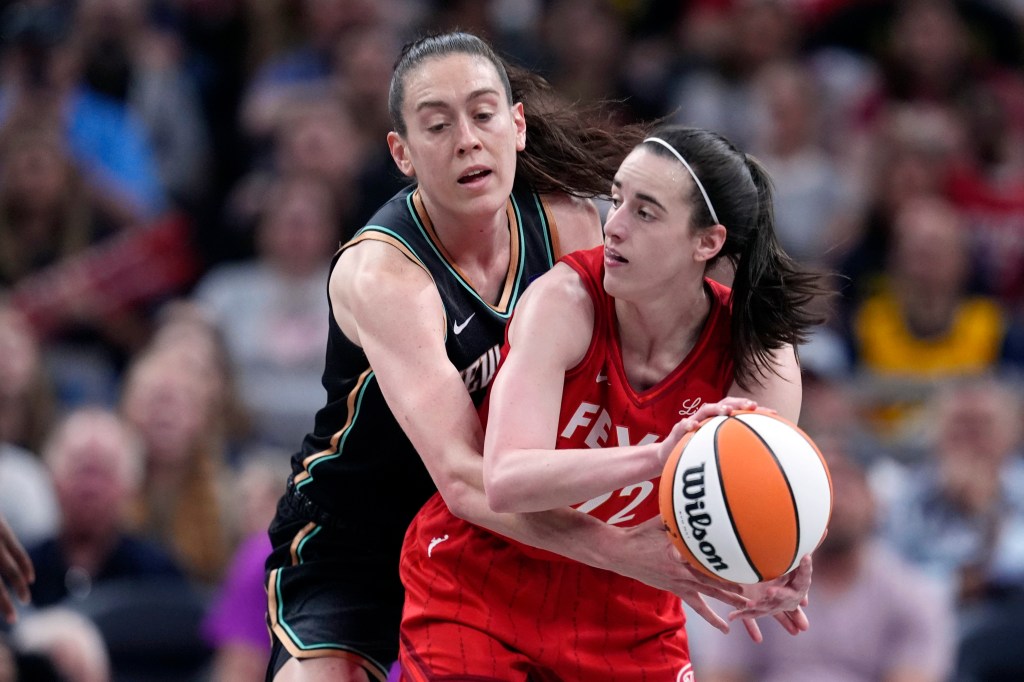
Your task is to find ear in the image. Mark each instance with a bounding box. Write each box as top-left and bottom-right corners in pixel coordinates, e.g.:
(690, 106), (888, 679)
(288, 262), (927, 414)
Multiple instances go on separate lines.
(512, 101), (526, 152)
(387, 131), (416, 178)
(694, 224), (727, 263)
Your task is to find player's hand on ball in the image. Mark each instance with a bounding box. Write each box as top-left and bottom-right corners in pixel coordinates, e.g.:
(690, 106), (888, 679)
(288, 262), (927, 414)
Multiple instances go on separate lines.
(616, 518), (750, 634)
(730, 554), (813, 635)
(677, 397), (761, 434)
(657, 397), (759, 467)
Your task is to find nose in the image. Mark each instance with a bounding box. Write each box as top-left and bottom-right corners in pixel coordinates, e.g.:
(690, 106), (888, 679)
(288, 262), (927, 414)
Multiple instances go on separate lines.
(603, 204), (626, 241)
(455, 116), (482, 156)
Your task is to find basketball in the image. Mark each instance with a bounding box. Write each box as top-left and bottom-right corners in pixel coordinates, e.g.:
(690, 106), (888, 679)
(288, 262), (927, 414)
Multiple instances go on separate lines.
(658, 410), (832, 584)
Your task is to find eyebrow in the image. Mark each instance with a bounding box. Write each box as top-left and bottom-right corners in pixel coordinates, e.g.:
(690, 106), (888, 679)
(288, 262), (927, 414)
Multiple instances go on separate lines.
(415, 87), (502, 113)
(612, 179), (668, 212)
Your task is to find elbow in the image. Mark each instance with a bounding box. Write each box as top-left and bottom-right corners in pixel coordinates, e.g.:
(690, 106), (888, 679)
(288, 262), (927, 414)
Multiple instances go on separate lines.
(485, 484), (517, 514)
(437, 476), (477, 523)
(482, 466), (520, 514)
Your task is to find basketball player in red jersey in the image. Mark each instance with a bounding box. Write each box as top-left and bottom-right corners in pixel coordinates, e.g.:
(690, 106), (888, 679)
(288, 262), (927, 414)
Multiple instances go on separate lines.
(399, 126), (829, 680)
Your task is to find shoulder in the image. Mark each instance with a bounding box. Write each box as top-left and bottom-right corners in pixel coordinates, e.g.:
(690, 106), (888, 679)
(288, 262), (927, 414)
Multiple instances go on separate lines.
(330, 236), (442, 345)
(332, 236), (433, 301)
(509, 262), (595, 359)
(525, 260), (593, 305)
(540, 193), (602, 256)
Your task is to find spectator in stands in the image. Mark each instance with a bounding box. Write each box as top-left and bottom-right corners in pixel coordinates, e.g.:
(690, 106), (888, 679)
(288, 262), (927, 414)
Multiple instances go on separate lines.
(851, 195), (1024, 443)
(330, 20), (411, 227)
(879, 376), (1024, 606)
(195, 173), (336, 449)
(669, 0), (803, 151)
(0, 119), (179, 408)
(749, 60), (859, 270)
(71, 0), (211, 209)
(0, 0), (167, 221)
(0, 300), (53, 453)
(225, 93), (366, 251)
(119, 343), (237, 585)
(238, 0), (378, 144)
(146, 299), (252, 454)
(836, 104), (962, 313)
(26, 407), (184, 608)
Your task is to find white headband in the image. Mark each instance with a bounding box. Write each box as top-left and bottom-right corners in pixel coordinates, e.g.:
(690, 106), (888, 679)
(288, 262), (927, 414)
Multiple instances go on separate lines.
(643, 137), (720, 225)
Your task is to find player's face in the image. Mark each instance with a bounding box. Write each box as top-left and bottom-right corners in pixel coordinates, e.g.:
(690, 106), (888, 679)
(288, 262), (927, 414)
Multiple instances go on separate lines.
(387, 53), (526, 229)
(602, 148), (720, 301)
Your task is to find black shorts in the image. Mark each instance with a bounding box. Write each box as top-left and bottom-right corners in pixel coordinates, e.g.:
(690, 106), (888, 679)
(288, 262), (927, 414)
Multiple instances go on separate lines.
(264, 488), (401, 682)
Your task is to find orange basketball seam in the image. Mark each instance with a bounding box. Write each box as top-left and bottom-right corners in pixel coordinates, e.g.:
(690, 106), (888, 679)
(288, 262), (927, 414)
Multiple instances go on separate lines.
(738, 416), (801, 578)
(714, 417), (763, 581)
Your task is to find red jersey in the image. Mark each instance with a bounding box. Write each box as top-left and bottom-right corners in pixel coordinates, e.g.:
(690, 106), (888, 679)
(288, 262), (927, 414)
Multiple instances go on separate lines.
(558, 247), (735, 527)
(400, 246), (735, 681)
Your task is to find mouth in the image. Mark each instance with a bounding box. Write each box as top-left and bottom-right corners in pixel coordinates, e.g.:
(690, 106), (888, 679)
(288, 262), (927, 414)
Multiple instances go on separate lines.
(458, 167), (492, 185)
(604, 245), (628, 264)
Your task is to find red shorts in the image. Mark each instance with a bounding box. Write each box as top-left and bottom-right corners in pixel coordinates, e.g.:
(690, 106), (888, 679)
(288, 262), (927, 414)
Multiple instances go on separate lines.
(399, 495), (692, 681)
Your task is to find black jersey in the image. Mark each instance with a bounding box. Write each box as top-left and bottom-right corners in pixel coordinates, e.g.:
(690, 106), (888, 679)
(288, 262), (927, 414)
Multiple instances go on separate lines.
(287, 184), (561, 553)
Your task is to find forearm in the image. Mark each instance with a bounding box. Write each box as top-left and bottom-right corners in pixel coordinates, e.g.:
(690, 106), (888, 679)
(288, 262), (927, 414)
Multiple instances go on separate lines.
(485, 442), (663, 513)
(480, 503), (614, 567)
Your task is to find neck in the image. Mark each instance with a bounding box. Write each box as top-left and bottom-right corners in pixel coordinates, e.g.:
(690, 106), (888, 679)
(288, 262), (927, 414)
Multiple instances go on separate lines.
(419, 190), (509, 263)
(418, 191), (511, 303)
(615, 280), (711, 389)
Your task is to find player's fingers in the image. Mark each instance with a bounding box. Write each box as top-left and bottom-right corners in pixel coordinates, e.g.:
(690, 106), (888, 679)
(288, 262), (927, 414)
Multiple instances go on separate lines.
(787, 606), (810, 632)
(686, 579), (749, 610)
(771, 611), (799, 636)
(682, 593), (730, 634)
(742, 617), (763, 643)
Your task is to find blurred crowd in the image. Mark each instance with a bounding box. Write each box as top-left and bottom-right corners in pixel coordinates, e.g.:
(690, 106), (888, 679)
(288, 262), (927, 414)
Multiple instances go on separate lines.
(0, 0), (1023, 680)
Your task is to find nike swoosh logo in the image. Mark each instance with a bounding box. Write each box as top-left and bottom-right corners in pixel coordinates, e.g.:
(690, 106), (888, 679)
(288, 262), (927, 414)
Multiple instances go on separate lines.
(453, 313), (476, 335)
(596, 373), (608, 382)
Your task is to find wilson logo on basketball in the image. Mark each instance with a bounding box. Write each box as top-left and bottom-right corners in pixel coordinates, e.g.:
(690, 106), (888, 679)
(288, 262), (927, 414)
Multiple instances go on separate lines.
(679, 463), (729, 572)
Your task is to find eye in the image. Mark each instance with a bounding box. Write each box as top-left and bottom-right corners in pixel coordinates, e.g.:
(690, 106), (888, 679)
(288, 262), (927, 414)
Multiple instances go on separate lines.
(474, 111), (495, 122)
(609, 195), (622, 208)
(637, 207), (653, 221)
(427, 122), (447, 133)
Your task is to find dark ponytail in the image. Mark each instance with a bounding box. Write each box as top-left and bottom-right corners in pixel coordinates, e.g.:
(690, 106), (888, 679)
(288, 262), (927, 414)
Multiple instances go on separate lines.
(641, 127), (829, 388)
(389, 31), (645, 198)
(729, 156), (826, 388)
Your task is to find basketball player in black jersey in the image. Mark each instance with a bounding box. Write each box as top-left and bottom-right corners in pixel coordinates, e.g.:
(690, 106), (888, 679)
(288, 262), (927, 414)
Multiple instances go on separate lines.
(264, 32), (804, 682)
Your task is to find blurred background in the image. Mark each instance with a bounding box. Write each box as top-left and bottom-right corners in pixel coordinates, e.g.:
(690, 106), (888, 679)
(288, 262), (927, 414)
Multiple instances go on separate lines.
(0, 0), (1022, 680)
